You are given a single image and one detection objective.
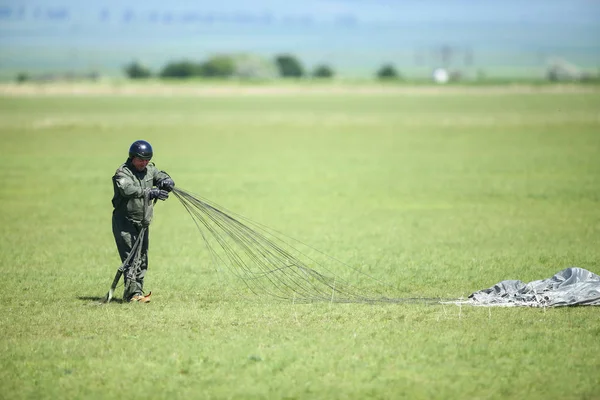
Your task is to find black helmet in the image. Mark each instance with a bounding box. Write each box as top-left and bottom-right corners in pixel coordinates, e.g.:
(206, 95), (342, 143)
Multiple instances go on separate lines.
(129, 140), (153, 160)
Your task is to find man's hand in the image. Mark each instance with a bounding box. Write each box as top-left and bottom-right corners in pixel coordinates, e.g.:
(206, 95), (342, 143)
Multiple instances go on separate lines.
(148, 188), (169, 201)
(158, 178), (175, 192)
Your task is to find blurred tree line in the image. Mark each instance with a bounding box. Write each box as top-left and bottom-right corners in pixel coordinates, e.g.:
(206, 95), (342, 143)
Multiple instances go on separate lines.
(15, 50), (600, 84)
(123, 53), (402, 80)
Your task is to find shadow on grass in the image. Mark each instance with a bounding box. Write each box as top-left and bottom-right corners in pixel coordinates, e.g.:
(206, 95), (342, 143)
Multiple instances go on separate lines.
(77, 296), (125, 304)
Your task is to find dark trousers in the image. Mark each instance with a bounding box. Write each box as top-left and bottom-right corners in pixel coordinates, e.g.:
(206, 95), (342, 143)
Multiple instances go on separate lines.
(112, 212), (149, 300)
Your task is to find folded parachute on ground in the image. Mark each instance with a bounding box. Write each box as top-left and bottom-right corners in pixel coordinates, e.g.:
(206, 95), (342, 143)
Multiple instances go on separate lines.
(465, 267), (600, 307)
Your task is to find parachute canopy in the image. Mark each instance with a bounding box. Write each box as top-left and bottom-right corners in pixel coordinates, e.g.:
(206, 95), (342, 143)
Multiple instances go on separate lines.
(465, 267), (600, 307)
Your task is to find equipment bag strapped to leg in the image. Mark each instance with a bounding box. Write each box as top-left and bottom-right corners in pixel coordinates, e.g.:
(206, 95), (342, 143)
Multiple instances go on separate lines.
(102, 196), (157, 304)
(101, 227), (147, 303)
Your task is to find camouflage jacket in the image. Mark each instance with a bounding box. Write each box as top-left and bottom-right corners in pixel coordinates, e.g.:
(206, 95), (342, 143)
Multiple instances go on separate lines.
(111, 159), (171, 225)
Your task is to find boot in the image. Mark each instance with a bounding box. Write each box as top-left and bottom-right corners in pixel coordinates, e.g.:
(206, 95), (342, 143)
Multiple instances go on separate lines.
(130, 292), (152, 303)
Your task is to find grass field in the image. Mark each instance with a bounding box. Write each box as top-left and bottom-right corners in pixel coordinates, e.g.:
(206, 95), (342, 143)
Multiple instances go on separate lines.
(1, 84), (599, 399)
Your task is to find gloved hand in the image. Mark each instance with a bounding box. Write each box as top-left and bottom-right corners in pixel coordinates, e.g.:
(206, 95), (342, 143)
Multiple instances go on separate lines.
(148, 188), (169, 201)
(158, 178), (175, 192)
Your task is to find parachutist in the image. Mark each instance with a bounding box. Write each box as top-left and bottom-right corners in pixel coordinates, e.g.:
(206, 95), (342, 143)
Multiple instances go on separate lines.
(110, 140), (175, 302)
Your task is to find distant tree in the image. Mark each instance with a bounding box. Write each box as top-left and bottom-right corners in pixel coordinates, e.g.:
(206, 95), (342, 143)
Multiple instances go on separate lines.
(376, 64), (400, 80)
(200, 55), (235, 78)
(16, 72), (30, 83)
(124, 61), (152, 79)
(159, 60), (202, 78)
(274, 54), (304, 78)
(312, 64), (334, 78)
(449, 70), (463, 82)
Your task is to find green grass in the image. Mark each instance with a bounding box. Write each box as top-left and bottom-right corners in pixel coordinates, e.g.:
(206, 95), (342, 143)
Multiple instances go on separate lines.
(1, 86), (599, 399)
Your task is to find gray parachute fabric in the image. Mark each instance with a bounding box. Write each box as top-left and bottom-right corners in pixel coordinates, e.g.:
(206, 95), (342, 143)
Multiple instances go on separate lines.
(461, 267), (600, 307)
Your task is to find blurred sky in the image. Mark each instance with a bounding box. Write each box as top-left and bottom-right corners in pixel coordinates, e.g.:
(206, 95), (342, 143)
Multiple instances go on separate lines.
(0, 0), (599, 78)
(1, 0), (598, 24)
